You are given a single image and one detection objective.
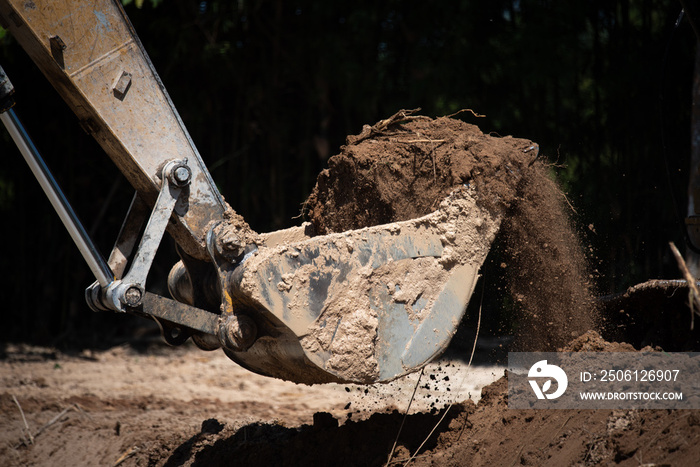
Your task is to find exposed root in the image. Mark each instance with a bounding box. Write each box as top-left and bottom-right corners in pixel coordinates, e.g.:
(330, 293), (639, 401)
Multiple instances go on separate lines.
(444, 108), (486, 119)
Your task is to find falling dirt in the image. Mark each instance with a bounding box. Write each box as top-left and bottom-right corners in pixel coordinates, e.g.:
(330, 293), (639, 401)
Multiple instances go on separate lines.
(500, 160), (599, 350)
(305, 110), (598, 351)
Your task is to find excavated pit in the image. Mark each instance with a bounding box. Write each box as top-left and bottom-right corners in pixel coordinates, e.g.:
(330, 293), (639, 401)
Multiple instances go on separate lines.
(304, 110), (598, 352)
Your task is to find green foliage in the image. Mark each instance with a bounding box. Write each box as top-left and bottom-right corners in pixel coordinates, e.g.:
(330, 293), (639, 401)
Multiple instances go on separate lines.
(0, 24), (13, 46)
(0, 176), (14, 211)
(121, 0), (163, 9)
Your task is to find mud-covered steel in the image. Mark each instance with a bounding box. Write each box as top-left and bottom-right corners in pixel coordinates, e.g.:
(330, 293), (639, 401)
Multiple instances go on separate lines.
(107, 194), (149, 279)
(223, 229), (447, 384)
(373, 262), (480, 381)
(0, 0), (230, 260)
(120, 161), (185, 289)
(0, 109), (114, 287)
(0, 65), (15, 112)
(141, 292), (219, 337)
(237, 232), (444, 336)
(222, 189), (501, 384)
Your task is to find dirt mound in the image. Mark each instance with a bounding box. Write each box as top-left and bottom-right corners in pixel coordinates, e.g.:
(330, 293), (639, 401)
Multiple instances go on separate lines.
(406, 377), (700, 466)
(599, 279), (700, 350)
(305, 109), (535, 233)
(305, 111), (598, 351)
(561, 330), (638, 352)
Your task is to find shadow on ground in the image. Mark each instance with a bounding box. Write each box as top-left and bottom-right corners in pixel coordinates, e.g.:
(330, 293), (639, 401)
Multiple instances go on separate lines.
(164, 406), (465, 467)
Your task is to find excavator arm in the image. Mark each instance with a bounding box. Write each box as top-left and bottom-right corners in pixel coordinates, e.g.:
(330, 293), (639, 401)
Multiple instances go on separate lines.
(0, 0), (502, 385)
(0, 0), (234, 259)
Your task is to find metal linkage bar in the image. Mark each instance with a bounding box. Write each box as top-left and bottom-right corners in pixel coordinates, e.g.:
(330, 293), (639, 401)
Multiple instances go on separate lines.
(123, 161), (188, 287)
(101, 160), (191, 310)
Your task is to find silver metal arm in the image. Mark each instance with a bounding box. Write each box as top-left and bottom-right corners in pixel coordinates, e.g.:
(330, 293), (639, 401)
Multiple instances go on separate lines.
(0, 0), (249, 261)
(0, 108), (115, 288)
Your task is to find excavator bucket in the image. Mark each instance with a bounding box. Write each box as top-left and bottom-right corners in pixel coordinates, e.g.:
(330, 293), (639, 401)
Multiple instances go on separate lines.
(222, 188), (502, 384)
(0, 0), (509, 384)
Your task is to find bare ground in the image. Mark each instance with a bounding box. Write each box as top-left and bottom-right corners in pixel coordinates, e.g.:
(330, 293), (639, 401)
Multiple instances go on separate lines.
(0, 338), (502, 467)
(1, 331), (699, 466)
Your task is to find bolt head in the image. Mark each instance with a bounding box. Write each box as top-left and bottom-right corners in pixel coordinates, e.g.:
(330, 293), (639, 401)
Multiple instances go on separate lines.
(221, 232), (241, 250)
(122, 286), (143, 307)
(216, 231), (244, 259)
(173, 166), (191, 185)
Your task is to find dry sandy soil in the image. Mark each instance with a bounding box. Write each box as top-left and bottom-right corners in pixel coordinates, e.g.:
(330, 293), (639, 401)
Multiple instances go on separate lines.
(0, 337), (504, 467)
(2, 331), (700, 466)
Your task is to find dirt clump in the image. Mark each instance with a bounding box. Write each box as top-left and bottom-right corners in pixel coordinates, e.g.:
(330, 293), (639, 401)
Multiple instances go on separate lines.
(305, 110), (598, 350)
(305, 109), (534, 234)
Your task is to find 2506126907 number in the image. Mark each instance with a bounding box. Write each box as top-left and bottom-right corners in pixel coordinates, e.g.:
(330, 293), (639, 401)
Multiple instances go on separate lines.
(597, 369), (680, 382)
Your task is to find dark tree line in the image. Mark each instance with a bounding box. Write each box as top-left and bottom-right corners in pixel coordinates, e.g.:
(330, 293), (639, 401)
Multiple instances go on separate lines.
(0, 0), (695, 345)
